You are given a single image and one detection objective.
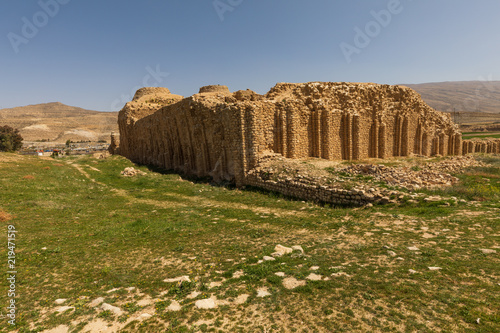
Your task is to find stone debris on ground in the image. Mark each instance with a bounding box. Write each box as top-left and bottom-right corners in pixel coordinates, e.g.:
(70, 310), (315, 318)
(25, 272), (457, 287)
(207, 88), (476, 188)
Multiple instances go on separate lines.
(167, 300), (182, 311)
(479, 249), (497, 254)
(88, 297), (105, 308)
(163, 275), (191, 283)
(273, 244), (293, 256)
(428, 267), (442, 271)
(256, 287), (271, 297)
(101, 303), (123, 316)
(234, 294), (249, 305)
(195, 298), (217, 309)
(249, 154), (488, 206)
(282, 277), (306, 290)
(121, 167), (146, 177)
(306, 273), (323, 281)
(56, 306), (74, 313)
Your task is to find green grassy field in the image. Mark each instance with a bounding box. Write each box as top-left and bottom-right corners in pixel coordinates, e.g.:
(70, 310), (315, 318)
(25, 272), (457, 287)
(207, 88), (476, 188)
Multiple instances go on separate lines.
(0, 153), (499, 332)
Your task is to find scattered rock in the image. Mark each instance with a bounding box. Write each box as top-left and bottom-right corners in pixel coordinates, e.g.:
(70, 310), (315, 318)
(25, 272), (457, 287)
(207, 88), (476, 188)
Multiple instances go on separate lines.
(275, 272), (286, 277)
(306, 273), (322, 281)
(101, 303), (123, 316)
(106, 288), (120, 293)
(263, 256), (276, 261)
(167, 300), (182, 311)
(480, 249), (497, 254)
(283, 277), (306, 289)
(409, 269), (418, 274)
(232, 270), (244, 278)
(292, 245), (304, 253)
(163, 275), (191, 283)
(428, 267), (442, 271)
(209, 281), (223, 288)
(187, 291), (201, 299)
(54, 299), (67, 305)
(309, 266), (319, 271)
(234, 294), (249, 305)
(121, 167), (145, 177)
(274, 244), (293, 256)
(387, 251), (397, 257)
(195, 298), (217, 309)
(256, 287), (271, 297)
(331, 272), (351, 277)
(139, 313), (152, 320)
(408, 246), (420, 251)
(88, 297), (105, 308)
(56, 306), (75, 313)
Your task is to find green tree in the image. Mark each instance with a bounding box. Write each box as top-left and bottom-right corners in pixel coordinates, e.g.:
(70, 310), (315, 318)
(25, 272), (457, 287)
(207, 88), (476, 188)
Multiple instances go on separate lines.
(66, 139), (72, 147)
(0, 126), (23, 152)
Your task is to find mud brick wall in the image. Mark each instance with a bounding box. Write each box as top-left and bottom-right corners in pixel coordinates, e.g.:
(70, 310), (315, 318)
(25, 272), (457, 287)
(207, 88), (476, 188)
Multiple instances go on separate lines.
(118, 82), (476, 187)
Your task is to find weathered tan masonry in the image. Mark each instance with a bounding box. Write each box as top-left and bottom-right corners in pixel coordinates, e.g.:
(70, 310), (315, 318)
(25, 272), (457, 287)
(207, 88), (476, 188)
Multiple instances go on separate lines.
(116, 82), (500, 186)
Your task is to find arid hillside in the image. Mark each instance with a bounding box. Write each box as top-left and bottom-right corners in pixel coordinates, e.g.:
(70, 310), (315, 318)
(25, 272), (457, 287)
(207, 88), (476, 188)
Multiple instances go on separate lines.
(406, 81), (500, 114)
(0, 102), (118, 143)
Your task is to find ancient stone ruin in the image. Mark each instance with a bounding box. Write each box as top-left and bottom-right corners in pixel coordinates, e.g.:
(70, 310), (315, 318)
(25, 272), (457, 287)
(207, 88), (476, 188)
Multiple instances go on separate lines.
(116, 82), (499, 204)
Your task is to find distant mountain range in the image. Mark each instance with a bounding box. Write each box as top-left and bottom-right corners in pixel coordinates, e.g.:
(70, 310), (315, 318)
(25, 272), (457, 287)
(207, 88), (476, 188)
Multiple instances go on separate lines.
(1, 81), (499, 143)
(0, 102), (118, 143)
(405, 81), (500, 114)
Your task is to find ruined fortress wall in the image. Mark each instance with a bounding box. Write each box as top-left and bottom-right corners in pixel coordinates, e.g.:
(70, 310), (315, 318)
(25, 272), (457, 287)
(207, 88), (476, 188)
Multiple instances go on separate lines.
(118, 82), (471, 186)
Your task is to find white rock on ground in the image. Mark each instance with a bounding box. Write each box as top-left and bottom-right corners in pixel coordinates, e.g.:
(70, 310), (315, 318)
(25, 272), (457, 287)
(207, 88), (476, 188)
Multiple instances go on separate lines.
(101, 303), (123, 316)
(54, 299), (67, 305)
(263, 256), (276, 261)
(480, 249), (497, 254)
(309, 266), (320, 271)
(167, 300), (182, 311)
(408, 246), (420, 251)
(106, 288), (120, 293)
(282, 277), (306, 289)
(209, 281), (223, 288)
(428, 267), (442, 271)
(306, 273), (322, 281)
(88, 297), (105, 308)
(292, 245), (304, 253)
(187, 291), (201, 299)
(274, 244), (293, 256)
(387, 251), (397, 257)
(234, 294), (249, 305)
(139, 313), (152, 320)
(257, 287), (271, 297)
(195, 298), (217, 309)
(163, 275), (191, 283)
(56, 306), (75, 313)
(275, 272), (286, 277)
(232, 270), (245, 278)
(409, 269), (418, 274)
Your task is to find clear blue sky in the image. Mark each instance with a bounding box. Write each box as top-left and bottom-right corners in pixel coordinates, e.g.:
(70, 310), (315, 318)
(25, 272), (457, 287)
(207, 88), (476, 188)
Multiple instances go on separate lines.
(1, 0), (499, 111)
